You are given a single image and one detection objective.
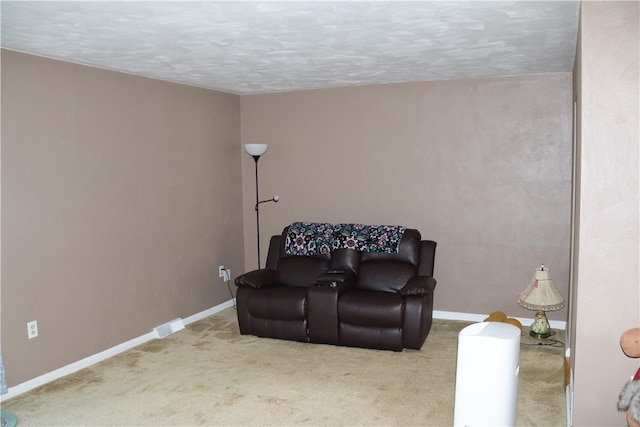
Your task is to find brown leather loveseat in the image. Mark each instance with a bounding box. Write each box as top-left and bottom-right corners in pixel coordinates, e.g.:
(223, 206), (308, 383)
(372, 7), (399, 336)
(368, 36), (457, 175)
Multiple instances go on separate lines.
(235, 222), (437, 351)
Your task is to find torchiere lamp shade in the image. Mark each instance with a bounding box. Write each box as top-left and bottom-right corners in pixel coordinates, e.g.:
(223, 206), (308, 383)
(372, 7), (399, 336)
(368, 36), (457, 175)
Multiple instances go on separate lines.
(244, 144), (268, 157)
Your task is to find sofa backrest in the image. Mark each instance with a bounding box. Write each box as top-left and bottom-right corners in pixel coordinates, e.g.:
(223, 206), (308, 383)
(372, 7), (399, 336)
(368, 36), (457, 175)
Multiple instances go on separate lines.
(277, 256), (330, 287)
(270, 227), (330, 287)
(265, 226), (433, 291)
(328, 248), (361, 276)
(356, 229), (422, 293)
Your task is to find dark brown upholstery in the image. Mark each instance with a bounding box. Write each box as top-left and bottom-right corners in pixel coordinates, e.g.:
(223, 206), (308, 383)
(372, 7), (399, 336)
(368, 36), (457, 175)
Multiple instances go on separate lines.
(235, 225), (437, 351)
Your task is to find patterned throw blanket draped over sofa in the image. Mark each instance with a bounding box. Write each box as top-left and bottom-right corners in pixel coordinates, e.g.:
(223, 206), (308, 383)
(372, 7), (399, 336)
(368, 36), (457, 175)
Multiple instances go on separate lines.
(285, 222), (407, 256)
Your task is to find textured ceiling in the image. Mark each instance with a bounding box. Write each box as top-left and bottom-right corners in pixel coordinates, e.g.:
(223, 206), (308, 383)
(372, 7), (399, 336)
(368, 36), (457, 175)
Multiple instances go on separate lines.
(1, 1), (580, 95)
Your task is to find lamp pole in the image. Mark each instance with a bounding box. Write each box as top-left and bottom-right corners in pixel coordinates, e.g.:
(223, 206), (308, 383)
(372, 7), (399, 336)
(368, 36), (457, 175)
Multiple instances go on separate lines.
(252, 155), (262, 269)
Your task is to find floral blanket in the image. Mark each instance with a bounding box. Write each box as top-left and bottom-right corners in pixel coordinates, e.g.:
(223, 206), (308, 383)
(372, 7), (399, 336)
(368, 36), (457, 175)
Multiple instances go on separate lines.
(285, 222), (406, 256)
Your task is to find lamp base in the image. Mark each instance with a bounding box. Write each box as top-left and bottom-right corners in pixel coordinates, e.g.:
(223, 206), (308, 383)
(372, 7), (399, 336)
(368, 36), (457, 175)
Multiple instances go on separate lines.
(528, 310), (552, 340)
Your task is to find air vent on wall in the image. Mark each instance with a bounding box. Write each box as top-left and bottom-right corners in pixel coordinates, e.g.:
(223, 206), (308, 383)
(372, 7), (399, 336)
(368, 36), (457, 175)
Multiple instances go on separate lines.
(153, 318), (185, 338)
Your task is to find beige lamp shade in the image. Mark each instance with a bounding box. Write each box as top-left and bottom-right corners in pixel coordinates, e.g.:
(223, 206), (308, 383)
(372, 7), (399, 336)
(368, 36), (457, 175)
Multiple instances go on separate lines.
(517, 266), (565, 311)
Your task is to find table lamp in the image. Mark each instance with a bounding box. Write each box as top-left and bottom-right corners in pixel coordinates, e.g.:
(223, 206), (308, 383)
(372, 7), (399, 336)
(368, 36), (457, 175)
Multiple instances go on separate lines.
(517, 265), (565, 339)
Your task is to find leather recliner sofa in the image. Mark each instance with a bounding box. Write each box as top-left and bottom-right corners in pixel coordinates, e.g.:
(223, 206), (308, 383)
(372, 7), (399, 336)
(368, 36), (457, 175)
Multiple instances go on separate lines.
(235, 223), (437, 351)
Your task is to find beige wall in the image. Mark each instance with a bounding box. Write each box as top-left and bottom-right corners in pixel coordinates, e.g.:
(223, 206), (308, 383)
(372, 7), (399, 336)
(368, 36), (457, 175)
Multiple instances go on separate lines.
(240, 74), (573, 320)
(2, 36), (583, 396)
(571, 2), (640, 425)
(1, 50), (244, 386)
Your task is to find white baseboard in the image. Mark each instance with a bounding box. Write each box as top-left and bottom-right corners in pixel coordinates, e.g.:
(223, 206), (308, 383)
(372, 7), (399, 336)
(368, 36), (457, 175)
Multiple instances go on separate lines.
(2, 304), (562, 402)
(183, 299), (234, 324)
(0, 299), (234, 402)
(433, 310), (567, 330)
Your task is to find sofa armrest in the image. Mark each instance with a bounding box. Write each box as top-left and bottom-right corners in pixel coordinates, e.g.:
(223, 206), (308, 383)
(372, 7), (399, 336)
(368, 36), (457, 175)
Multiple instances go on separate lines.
(401, 276), (436, 296)
(235, 269), (279, 289)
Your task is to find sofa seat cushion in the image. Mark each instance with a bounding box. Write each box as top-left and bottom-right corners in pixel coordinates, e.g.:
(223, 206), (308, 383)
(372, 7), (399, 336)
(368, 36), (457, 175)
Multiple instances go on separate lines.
(248, 286), (308, 320)
(338, 290), (404, 327)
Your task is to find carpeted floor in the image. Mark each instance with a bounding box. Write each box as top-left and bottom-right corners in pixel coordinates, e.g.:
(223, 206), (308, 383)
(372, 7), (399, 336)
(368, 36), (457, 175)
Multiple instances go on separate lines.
(2, 308), (566, 426)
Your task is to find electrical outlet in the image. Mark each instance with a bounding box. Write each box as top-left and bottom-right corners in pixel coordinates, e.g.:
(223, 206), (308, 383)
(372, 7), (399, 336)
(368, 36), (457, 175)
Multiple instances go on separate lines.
(218, 265), (230, 282)
(27, 320), (38, 339)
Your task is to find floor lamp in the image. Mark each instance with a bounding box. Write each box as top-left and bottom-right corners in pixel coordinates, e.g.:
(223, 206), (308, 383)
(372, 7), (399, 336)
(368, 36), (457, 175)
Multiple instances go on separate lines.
(244, 144), (279, 269)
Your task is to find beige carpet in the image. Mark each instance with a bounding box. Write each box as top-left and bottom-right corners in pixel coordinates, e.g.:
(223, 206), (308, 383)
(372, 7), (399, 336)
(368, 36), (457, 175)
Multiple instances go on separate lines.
(2, 308), (566, 426)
